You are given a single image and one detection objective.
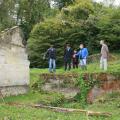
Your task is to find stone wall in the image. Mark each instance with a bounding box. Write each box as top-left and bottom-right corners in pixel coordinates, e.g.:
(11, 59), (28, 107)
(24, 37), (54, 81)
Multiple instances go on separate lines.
(86, 73), (120, 103)
(0, 26), (30, 96)
(39, 73), (120, 102)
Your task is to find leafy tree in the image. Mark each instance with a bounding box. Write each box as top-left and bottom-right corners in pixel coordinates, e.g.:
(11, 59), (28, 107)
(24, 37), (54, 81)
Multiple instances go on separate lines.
(0, 0), (51, 43)
(28, 0), (96, 67)
(1, 0), (119, 68)
(0, 0), (16, 31)
(96, 8), (120, 50)
(53, 0), (75, 10)
(17, 0), (50, 42)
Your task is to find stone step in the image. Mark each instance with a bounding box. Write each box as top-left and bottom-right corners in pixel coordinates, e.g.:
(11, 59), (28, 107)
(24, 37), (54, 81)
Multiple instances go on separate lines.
(42, 82), (80, 99)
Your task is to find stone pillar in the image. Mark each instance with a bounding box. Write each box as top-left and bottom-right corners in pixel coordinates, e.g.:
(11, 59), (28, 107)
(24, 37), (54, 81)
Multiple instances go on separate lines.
(0, 26), (30, 96)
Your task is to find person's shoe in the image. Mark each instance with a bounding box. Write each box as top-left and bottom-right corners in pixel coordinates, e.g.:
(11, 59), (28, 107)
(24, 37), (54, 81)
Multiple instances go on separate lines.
(84, 66), (87, 70)
(49, 71), (53, 73)
(68, 69), (71, 71)
(81, 65), (84, 70)
(65, 68), (67, 71)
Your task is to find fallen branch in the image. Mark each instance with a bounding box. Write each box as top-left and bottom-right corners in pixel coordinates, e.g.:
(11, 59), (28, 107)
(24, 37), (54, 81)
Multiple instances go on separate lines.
(6, 102), (111, 117)
(34, 104), (111, 117)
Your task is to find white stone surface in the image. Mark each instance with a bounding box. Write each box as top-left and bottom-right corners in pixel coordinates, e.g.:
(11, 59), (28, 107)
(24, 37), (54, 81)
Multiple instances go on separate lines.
(0, 26), (30, 96)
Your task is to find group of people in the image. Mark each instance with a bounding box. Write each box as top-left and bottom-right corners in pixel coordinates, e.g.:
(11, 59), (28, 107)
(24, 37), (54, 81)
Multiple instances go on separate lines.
(64, 44), (88, 71)
(44, 40), (109, 73)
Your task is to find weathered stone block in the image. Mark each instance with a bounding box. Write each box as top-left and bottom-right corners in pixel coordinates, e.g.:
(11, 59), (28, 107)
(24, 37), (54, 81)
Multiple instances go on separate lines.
(0, 26), (30, 96)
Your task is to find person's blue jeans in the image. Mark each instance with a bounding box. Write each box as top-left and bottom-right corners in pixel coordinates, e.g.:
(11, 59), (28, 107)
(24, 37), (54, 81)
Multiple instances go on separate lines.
(49, 58), (56, 72)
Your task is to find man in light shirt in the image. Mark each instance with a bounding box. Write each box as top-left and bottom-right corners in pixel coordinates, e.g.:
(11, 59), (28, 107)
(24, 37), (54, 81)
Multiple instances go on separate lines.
(100, 40), (109, 71)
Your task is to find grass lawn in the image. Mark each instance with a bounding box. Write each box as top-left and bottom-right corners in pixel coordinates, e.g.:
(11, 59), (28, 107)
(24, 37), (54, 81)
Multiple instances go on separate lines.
(31, 60), (120, 74)
(0, 91), (120, 120)
(0, 54), (120, 120)
(30, 52), (120, 76)
(30, 58), (120, 86)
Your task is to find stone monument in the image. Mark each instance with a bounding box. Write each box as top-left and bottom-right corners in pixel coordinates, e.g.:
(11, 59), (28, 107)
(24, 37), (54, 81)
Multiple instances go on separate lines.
(0, 26), (30, 96)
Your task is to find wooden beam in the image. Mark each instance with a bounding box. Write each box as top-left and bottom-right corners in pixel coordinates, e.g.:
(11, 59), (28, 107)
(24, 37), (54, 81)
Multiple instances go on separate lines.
(34, 104), (111, 117)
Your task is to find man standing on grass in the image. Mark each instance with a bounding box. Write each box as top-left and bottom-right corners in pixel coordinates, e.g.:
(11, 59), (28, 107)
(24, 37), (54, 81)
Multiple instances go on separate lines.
(44, 45), (56, 73)
(74, 44), (88, 70)
(64, 44), (73, 71)
(100, 40), (109, 71)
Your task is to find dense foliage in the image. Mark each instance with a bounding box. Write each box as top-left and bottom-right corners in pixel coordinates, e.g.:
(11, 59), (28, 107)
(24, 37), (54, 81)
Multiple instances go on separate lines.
(53, 0), (75, 10)
(17, 0), (51, 41)
(0, 0), (16, 31)
(0, 0), (52, 41)
(28, 0), (120, 68)
(0, 0), (120, 68)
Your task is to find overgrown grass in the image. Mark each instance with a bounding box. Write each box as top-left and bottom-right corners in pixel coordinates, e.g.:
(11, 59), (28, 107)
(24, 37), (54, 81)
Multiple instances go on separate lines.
(0, 54), (120, 120)
(87, 92), (120, 120)
(30, 53), (120, 75)
(0, 91), (120, 120)
(0, 92), (64, 106)
(31, 59), (120, 75)
(0, 105), (87, 120)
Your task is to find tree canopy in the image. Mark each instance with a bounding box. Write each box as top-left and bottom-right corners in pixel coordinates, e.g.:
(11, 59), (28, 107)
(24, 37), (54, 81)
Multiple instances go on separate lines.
(28, 0), (120, 68)
(0, 0), (16, 31)
(0, 0), (52, 40)
(0, 0), (120, 68)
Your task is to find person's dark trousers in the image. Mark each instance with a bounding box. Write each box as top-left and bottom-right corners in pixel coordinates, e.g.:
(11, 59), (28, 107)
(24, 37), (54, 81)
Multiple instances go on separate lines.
(73, 62), (78, 69)
(72, 57), (79, 69)
(65, 61), (71, 71)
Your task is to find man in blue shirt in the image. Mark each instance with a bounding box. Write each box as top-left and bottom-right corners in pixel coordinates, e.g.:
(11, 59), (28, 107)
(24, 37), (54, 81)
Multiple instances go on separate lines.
(74, 44), (88, 70)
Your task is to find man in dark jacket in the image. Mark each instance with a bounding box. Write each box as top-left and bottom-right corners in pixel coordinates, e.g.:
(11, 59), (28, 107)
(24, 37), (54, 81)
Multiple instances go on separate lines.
(64, 44), (73, 71)
(45, 45), (56, 73)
